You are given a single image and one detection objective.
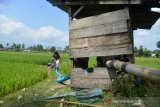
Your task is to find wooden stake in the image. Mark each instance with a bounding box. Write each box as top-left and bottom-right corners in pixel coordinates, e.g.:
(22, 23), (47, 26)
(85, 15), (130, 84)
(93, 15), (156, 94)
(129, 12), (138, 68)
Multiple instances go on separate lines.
(45, 100), (103, 107)
(59, 98), (64, 107)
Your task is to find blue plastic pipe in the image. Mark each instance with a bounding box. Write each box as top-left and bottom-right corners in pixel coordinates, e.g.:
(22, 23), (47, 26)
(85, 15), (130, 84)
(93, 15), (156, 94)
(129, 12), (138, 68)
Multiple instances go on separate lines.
(54, 67), (63, 78)
(53, 67), (70, 83)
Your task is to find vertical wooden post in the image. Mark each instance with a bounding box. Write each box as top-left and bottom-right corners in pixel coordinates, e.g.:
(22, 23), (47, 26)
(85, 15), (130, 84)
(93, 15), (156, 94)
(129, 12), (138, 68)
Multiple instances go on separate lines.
(127, 7), (135, 64)
(68, 6), (73, 21)
(69, 6), (74, 69)
(70, 58), (75, 69)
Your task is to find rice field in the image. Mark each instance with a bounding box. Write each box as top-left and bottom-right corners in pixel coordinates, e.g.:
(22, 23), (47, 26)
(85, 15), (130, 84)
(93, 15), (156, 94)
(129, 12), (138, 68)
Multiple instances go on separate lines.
(0, 52), (159, 97)
(0, 62), (47, 96)
(0, 52), (51, 65)
(0, 52), (70, 96)
(135, 57), (160, 69)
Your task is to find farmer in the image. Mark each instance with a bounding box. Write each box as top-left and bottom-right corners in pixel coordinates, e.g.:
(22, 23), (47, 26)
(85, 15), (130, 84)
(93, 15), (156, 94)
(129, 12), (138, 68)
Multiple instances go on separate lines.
(48, 51), (63, 79)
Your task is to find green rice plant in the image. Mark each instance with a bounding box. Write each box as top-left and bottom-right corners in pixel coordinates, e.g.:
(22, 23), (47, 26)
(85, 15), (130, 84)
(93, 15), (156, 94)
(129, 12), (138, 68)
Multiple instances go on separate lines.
(0, 62), (47, 96)
(88, 56), (97, 68)
(0, 52), (71, 96)
(135, 57), (160, 69)
(0, 52), (51, 65)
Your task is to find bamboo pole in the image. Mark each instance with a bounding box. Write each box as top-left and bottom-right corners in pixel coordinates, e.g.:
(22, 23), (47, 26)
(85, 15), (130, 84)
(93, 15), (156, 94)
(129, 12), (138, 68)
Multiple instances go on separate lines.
(106, 60), (160, 82)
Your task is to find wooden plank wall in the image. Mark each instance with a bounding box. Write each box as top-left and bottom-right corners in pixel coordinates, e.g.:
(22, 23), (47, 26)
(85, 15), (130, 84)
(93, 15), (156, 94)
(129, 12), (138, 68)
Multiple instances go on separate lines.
(69, 8), (133, 58)
(71, 68), (116, 90)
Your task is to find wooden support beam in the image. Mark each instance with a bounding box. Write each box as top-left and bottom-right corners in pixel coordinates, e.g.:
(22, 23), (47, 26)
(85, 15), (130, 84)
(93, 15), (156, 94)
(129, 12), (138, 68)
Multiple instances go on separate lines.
(50, 0), (142, 5)
(73, 6), (85, 18)
(128, 6), (135, 63)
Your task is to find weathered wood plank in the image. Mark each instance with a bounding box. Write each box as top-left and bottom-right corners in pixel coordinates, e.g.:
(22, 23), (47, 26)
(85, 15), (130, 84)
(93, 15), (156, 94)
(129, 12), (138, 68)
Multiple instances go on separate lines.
(71, 68), (116, 89)
(70, 44), (133, 58)
(48, 0), (142, 7)
(70, 38), (88, 49)
(71, 78), (112, 89)
(62, 0), (141, 5)
(69, 8), (129, 30)
(70, 33), (131, 49)
(98, 0), (141, 4)
(71, 68), (116, 79)
(70, 20), (128, 39)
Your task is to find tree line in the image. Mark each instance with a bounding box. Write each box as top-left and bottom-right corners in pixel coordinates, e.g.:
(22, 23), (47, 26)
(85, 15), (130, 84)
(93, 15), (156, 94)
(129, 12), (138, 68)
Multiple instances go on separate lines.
(135, 41), (160, 57)
(0, 41), (160, 56)
(0, 43), (69, 53)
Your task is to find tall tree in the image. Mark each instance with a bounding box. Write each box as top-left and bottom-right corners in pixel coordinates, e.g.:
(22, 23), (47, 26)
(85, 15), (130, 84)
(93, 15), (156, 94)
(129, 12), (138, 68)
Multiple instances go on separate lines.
(156, 41), (160, 49)
(12, 43), (16, 51)
(0, 44), (4, 48)
(50, 46), (56, 52)
(143, 48), (151, 57)
(6, 43), (9, 47)
(138, 45), (144, 56)
(22, 43), (25, 49)
(64, 45), (69, 53)
(36, 44), (43, 51)
(12, 43), (16, 49)
(15, 44), (21, 52)
(134, 46), (138, 55)
(29, 46), (33, 50)
(33, 45), (36, 51)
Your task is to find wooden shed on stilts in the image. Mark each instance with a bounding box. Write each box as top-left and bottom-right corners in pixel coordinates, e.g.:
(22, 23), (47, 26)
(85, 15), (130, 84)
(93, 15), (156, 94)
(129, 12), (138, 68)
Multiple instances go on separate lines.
(47, 0), (160, 90)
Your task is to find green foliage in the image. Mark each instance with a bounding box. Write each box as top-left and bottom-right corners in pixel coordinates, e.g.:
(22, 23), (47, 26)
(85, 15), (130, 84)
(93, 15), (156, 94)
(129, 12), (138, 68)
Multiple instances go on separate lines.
(22, 43), (25, 49)
(0, 44), (4, 48)
(6, 43), (9, 47)
(28, 44), (43, 52)
(153, 50), (160, 58)
(134, 46), (151, 57)
(64, 45), (69, 53)
(50, 46), (56, 52)
(58, 54), (71, 75)
(139, 45), (144, 56)
(10, 43), (22, 52)
(156, 41), (160, 49)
